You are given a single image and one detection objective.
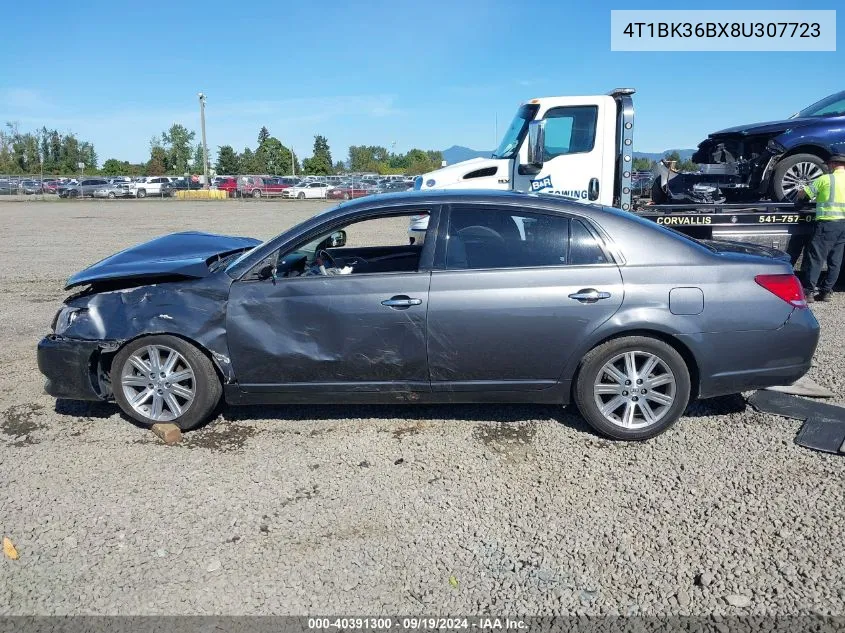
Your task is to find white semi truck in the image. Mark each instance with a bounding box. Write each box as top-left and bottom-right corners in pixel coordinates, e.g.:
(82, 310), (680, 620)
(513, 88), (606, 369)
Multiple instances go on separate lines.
(415, 89), (816, 260)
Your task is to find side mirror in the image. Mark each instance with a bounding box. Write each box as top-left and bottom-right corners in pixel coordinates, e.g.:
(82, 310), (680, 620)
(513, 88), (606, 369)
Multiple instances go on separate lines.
(256, 264), (276, 282)
(327, 230), (346, 248)
(519, 120), (545, 176)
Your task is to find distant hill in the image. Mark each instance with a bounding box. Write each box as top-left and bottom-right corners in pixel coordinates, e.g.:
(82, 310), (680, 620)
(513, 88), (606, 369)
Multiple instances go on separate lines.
(633, 149), (697, 162)
(442, 145), (491, 164)
(443, 145), (696, 165)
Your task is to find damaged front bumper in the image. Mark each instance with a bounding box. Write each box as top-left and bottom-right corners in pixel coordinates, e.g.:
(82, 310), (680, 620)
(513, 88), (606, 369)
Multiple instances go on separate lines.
(37, 335), (116, 401)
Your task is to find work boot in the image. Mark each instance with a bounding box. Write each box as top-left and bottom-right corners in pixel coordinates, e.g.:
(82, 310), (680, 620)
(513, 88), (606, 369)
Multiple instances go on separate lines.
(816, 291), (833, 302)
(803, 288), (815, 303)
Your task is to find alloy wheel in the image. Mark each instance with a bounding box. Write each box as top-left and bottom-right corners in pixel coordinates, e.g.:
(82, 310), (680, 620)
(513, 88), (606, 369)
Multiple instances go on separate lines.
(781, 161), (824, 199)
(121, 344), (195, 422)
(593, 351), (677, 430)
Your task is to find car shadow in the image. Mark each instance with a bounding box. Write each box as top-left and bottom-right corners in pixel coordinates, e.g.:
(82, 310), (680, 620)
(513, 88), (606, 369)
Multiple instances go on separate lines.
(53, 394), (751, 436)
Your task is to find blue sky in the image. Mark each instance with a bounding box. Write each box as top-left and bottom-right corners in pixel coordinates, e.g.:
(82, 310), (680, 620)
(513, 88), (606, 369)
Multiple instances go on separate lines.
(0, 0), (841, 164)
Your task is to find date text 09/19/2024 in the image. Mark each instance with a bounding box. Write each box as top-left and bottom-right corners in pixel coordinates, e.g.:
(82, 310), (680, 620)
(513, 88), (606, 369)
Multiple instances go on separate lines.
(307, 618), (528, 630)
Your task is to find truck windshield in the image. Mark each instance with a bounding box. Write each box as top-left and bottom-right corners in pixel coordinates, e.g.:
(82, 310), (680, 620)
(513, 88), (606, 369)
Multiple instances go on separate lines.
(492, 104), (539, 159)
(797, 91), (845, 118)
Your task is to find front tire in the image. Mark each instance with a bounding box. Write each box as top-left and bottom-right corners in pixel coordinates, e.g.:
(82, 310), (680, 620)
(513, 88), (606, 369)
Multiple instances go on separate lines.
(772, 153), (826, 201)
(136, 188), (147, 199)
(108, 192), (116, 199)
(298, 192), (306, 199)
(252, 189), (261, 198)
(112, 335), (222, 431)
(574, 336), (691, 440)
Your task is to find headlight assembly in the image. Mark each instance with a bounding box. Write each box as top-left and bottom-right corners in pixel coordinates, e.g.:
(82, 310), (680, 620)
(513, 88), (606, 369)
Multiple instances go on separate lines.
(53, 307), (87, 335)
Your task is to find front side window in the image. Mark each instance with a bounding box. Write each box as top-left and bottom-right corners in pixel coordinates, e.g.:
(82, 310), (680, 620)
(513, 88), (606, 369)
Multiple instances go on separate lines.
(543, 105), (598, 159)
(247, 210), (434, 281)
(446, 206), (570, 270)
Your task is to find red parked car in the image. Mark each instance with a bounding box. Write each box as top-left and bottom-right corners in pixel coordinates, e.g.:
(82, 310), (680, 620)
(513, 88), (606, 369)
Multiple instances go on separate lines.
(326, 184), (373, 200)
(237, 176), (295, 198)
(216, 177), (238, 197)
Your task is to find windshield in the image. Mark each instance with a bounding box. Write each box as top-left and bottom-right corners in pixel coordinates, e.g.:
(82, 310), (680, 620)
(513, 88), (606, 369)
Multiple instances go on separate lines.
(797, 91), (845, 118)
(492, 104), (540, 159)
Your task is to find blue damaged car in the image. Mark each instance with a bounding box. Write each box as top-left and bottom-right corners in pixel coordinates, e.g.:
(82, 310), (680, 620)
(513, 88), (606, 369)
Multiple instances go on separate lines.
(691, 90), (845, 201)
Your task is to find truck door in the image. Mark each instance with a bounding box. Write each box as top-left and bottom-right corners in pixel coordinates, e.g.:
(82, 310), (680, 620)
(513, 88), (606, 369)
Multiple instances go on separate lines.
(511, 96), (616, 206)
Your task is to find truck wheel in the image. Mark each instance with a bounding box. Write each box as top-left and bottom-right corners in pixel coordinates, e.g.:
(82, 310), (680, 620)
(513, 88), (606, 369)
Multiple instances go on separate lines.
(573, 336), (691, 441)
(252, 189), (261, 198)
(772, 153), (826, 201)
(136, 188), (147, 199)
(112, 335), (222, 431)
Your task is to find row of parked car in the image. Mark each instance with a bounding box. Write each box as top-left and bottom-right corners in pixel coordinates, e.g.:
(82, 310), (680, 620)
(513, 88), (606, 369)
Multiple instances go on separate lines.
(0, 174), (416, 200)
(213, 175), (415, 199)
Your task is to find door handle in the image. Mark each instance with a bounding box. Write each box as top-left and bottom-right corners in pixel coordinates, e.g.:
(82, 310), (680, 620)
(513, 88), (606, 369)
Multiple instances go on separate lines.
(381, 295), (422, 309)
(568, 288), (611, 303)
(588, 177), (600, 201)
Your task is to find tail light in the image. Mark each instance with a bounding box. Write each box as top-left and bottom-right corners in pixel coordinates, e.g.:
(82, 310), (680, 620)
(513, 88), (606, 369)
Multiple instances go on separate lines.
(754, 274), (807, 308)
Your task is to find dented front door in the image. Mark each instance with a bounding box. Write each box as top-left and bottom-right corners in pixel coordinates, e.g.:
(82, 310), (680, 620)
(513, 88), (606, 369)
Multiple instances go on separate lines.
(226, 273), (430, 393)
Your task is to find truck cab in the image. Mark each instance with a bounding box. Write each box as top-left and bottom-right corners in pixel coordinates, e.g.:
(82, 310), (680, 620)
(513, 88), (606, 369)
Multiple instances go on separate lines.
(416, 90), (634, 209)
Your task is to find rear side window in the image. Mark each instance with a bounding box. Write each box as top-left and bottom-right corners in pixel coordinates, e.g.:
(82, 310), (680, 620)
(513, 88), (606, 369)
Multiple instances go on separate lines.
(569, 219), (608, 265)
(446, 206), (570, 270)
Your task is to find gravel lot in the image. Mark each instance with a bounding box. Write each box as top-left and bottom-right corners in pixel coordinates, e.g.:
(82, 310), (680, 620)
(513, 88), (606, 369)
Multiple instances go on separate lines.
(0, 199), (843, 616)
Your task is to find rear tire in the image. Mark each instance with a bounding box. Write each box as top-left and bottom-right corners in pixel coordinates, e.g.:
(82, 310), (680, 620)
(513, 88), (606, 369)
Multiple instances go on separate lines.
(112, 335), (222, 431)
(252, 189), (261, 198)
(574, 336), (691, 441)
(136, 188), (147, 199)
(108, 192), (116, 199)
(772, 153), (826, 201)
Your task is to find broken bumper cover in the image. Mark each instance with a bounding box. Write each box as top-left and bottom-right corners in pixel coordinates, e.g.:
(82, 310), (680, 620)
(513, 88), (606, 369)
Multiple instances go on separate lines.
(37, 335), (109, 401)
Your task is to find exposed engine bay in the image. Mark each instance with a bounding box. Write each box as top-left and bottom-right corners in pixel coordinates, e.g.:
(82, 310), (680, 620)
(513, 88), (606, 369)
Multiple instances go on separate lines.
(652, 135), (781, 205)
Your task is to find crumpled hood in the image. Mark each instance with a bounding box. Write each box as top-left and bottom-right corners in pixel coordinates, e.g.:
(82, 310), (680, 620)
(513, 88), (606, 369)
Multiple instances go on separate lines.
(709, 116), (820, 137)
(65, 231), (261, 290)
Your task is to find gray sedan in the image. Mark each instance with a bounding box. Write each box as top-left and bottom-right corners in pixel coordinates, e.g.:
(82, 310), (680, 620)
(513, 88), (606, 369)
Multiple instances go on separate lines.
(93, 184), (133, 199)
(37, 191), (818, 440)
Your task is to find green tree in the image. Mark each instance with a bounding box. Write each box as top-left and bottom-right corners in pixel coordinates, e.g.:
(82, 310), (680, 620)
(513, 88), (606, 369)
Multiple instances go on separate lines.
(215, 145), (240, 174)
(101, 158), (129, 176)
(255, 136), (300, 175)
(333, 161), (346, 174)
(302, 134), (333, 174)
(146, 146), (167, 175)
(258, 126), (270, 146)
(192, 143), (206, 174)
(239, 147), (258, 174)
(632, 156), (654, 171)
(161, 123), (196, 173)
(348, 145), (388, 172)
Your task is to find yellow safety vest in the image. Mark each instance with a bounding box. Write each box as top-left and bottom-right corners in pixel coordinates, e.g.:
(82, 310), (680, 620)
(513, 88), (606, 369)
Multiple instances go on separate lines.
(804, 170), (845, 221)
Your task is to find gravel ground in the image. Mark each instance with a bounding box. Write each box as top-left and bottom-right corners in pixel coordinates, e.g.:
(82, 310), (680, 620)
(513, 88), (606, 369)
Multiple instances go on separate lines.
(0, 199), (843, 616)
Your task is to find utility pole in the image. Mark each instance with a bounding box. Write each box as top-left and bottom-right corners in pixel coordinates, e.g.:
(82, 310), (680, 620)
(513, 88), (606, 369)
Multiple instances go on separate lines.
(198, 92), (209, 189)
(291, 147), (296, 177)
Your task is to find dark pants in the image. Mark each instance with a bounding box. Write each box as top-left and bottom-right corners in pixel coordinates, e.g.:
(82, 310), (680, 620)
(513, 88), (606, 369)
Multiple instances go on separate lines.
(802, 220), (845, 293)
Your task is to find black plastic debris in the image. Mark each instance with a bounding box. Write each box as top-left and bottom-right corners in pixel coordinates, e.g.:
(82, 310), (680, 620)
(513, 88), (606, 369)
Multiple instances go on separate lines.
(747, 390), (845, 456)
(795, 417), (845, 455)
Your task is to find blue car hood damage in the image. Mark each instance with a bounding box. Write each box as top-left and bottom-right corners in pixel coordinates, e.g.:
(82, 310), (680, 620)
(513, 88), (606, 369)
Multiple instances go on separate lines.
(65, 231), (261, 290)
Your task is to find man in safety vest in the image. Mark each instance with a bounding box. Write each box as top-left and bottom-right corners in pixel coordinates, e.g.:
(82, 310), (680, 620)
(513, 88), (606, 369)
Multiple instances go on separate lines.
(796, 154), (845, 302)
